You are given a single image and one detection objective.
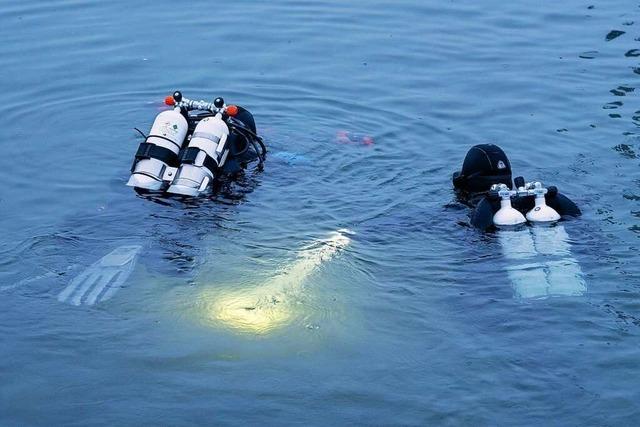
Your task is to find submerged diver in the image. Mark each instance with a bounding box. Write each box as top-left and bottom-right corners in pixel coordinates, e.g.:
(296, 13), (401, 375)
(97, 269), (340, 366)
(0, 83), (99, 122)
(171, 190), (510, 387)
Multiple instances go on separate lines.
(57, 92), (269, 306)
(128, 91), (266, 197)
(452, 144), (586, 299)
(452, 144), (581, 230)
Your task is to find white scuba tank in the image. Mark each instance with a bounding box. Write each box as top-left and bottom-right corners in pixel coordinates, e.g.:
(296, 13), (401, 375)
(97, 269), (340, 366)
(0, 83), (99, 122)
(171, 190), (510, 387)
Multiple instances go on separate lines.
(127, 109), (188, 190)
(526, 183), (561, 223)
(167, 114), (230, 196)
(492, 185), (526, 227)
(493, 198), (527, 226)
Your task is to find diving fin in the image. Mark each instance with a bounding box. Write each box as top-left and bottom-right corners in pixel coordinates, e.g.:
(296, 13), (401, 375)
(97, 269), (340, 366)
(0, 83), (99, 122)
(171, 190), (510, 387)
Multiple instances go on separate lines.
(57, 245), (142, 306)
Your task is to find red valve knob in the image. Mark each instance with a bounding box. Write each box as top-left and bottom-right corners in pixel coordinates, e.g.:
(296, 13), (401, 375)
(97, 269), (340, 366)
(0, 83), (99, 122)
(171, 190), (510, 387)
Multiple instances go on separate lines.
(226, 105), (239, 116)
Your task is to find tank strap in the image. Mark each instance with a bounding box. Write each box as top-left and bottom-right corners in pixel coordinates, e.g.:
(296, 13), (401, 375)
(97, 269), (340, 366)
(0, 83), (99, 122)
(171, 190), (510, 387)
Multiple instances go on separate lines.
(179, 147), (218, 173)
(146, 134), (182, 150)
(132, 142), (179, 171)
(191, 132), (220, 144)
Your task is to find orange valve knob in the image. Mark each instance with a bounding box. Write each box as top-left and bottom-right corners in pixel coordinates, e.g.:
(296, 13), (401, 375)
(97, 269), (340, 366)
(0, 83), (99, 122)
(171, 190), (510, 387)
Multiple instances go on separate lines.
(226, 105), (239, 116)
(164, 95), (175, 106)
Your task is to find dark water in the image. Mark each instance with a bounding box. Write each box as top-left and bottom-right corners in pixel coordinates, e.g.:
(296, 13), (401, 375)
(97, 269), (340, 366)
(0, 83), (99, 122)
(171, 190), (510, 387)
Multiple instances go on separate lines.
(1, 0), (639, 425)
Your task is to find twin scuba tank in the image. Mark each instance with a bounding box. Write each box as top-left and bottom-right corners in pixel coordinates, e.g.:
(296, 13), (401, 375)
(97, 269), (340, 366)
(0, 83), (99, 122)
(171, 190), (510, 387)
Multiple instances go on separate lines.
(127, 92), (264, 197)
(452, 144), (581, 229)
(491, 180), (561, 227)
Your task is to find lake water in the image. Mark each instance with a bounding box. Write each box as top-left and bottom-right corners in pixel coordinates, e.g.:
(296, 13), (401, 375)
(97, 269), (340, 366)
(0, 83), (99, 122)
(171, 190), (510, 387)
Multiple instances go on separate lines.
(1, 0), (639, 425)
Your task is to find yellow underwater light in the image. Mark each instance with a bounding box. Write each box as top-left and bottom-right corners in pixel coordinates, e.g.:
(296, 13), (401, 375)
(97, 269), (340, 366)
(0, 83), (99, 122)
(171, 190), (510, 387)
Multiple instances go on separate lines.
(201, 230), (352, 335)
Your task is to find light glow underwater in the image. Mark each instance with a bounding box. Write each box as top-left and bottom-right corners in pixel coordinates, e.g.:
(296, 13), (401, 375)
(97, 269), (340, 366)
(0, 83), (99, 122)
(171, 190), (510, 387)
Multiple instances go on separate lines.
(198, 230), (352, 335)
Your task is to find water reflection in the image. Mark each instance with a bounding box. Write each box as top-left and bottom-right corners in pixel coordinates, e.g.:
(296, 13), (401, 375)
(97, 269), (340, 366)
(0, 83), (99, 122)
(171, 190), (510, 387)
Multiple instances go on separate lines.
(498, 224), (586, 299)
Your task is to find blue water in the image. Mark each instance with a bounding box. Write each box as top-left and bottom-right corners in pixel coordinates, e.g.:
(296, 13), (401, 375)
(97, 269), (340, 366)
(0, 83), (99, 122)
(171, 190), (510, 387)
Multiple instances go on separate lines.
(1, 0), (639, 425)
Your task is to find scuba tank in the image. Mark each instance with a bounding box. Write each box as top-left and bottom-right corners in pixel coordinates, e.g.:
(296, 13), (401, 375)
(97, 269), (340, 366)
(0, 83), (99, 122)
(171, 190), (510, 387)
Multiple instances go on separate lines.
(490, 181), (562, 228)
(492, 184), (526, 227)
(525, 182), (561, 223)
(167, 112), (230, 196)
(127, 109), (188, 191)
(127, 92), (266, 196)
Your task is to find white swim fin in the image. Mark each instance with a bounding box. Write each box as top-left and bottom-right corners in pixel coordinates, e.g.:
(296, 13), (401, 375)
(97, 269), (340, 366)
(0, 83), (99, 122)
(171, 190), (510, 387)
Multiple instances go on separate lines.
(57, 245), (142, 306)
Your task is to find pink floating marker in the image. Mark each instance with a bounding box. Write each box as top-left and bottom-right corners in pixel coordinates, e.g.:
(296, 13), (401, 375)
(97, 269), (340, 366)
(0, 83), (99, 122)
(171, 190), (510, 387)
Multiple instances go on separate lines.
(336, 130), (351, 144)
(336, 130), (374, 146)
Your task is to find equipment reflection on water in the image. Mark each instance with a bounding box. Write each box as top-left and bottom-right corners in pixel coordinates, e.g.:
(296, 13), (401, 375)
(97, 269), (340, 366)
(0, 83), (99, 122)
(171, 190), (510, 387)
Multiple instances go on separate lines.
(499, 224), (586, 300)
(197, 229), (351, 334)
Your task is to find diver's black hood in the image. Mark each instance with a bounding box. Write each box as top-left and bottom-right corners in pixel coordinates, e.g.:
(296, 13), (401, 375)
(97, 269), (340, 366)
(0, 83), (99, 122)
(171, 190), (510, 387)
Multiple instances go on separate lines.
(453, 144), (513, 194)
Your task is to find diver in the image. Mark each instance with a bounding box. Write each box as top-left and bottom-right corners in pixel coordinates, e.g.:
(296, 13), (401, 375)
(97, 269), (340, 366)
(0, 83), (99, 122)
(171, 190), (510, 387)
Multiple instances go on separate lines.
(452, 144), (581, 230)
(128, 91), (266, 197)
(452, 144), (587, 300)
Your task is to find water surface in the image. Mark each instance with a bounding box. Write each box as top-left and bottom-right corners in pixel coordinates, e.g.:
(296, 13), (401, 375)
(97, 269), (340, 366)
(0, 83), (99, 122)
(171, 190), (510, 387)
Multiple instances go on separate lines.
(1, 0), (639, 425)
